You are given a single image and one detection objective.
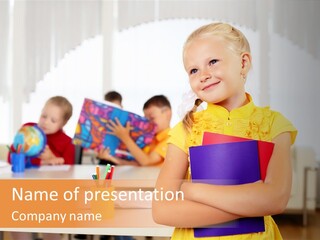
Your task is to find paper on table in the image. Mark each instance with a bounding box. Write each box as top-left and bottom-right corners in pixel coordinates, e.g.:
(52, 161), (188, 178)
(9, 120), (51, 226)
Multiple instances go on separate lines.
(0, 161), (11, 174)
(38, 165), (71, 172)
(0, 160), (9, 167)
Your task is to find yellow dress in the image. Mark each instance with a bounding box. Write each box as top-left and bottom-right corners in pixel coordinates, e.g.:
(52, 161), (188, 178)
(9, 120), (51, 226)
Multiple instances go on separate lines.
(168, 94), (297, 240)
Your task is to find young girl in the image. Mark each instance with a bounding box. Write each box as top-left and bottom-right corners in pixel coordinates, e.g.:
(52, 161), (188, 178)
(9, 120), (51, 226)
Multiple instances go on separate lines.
(152, 22), (297, 239)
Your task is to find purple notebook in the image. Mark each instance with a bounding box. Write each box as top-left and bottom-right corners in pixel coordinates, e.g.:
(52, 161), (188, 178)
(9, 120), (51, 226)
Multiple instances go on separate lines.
(189, 141), (265, 237)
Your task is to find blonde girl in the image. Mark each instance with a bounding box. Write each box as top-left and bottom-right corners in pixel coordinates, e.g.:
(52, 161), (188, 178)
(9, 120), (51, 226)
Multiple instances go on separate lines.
(152, 22), (297, 239)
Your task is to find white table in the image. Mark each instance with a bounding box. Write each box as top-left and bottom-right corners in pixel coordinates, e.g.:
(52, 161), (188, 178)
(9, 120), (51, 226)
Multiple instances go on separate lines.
(0, 163), (174, 238)
(0, 164), (160, 180)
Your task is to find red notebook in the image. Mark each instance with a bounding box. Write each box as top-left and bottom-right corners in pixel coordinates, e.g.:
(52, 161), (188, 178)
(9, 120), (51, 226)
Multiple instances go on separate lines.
(202, 132), (274, 181)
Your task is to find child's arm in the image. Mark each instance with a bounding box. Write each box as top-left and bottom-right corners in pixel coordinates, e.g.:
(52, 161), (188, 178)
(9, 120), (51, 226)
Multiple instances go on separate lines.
(152, 144), (241, 227)
(181, 132), (292, 217)
(107, 118), (163, 166)
(39, 146), (64, 165)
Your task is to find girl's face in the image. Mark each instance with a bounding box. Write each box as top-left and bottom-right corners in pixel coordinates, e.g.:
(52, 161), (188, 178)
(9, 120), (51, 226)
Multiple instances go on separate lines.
(183, 36), (250, 111)
(38, 102), (65, 135)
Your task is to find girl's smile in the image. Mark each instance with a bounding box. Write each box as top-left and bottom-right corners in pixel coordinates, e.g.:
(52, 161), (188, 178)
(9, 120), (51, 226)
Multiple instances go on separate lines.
(202, 81), (221, 91)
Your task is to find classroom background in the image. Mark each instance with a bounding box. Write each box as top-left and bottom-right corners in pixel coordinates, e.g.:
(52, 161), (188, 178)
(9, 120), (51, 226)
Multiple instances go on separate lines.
(0, 1), (319, 237)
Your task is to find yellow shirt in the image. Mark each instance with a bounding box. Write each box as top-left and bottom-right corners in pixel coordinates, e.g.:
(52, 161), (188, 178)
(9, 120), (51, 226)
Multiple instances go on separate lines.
(168, 94), (297, 240)
(143, 128), (170, 165)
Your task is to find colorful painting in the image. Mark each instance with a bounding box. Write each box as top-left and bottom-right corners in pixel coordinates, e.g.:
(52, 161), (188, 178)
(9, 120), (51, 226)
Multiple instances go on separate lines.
(73, 98), (156, 161)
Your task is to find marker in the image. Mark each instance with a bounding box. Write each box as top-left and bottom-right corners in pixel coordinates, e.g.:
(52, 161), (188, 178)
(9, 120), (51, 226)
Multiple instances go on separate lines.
(6, 145), (12, 153)
(16, 144), (21, 153)
(108, 166), (115, 180)
(91, 174), (97, 180)
(96, 166), (100, 179)
(104, 164), (111, 179)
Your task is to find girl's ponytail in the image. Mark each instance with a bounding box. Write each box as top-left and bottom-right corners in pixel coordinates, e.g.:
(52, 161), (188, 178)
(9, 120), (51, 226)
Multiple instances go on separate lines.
(182, 98), (202, 133)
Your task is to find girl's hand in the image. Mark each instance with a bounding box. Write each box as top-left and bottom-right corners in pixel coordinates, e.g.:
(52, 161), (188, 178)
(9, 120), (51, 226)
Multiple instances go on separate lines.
(181, 180), (264, 202)
(106, 118), (132, 141)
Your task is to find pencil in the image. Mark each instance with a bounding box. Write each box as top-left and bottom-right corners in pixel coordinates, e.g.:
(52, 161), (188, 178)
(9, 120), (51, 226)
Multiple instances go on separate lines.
(91, 174), (97, 180)
(96, 166), (100, 179)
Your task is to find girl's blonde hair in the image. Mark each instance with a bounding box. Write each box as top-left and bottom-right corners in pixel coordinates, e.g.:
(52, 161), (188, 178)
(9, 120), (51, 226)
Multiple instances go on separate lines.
(182, 22), (251, 132)
(46, 96), (73, 124)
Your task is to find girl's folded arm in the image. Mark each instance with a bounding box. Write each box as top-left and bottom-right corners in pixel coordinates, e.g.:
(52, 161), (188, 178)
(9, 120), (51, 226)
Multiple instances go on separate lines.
(152, 144), (241, 227)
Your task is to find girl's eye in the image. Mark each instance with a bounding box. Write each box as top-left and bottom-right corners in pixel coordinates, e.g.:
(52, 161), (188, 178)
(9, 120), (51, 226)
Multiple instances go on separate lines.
(209, 59), (218, 65)
(190, 69), (198, 75)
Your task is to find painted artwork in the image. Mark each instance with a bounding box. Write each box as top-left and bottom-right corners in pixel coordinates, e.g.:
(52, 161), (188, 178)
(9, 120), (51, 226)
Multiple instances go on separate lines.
(73, 98), (156, 161)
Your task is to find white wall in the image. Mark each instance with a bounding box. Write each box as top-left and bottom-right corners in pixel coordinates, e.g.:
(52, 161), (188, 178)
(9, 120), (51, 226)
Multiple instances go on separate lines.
(22, 37), (103, 139)
(269, 34), (320, 161)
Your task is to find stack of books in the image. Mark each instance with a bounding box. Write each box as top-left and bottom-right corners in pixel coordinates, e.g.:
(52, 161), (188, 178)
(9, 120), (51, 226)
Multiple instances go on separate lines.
(189, 132), (274, 237)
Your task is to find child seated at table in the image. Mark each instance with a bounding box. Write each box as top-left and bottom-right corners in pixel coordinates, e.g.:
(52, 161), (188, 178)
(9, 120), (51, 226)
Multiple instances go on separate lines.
(9, 97), (74, 240)
(97, 95), (172, 167)
(8, 96), (75, 166)
(97, 90), (124, 166)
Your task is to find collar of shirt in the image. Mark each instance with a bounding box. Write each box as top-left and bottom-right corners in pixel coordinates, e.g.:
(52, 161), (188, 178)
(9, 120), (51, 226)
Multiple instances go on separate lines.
(206, 93), (255, 120)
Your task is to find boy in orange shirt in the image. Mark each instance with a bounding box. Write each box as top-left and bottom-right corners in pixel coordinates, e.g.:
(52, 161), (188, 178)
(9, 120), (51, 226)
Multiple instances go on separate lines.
(98, 95), (172, 166)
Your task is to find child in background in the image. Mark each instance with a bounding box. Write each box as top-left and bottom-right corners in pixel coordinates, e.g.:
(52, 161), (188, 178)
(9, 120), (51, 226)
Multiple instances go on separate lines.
(10, 96), (74, 240)
(152, 22), (297, 239)
(97, 90), (123, 166)
(93, 92), (136, 240)
(104, 90), (123, 108)
(8, 96), (75, 166)
(98, 95), (172, 167)
(29, 95), (74, 165)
